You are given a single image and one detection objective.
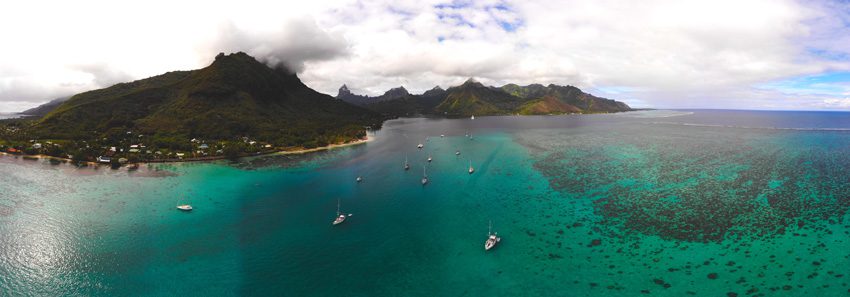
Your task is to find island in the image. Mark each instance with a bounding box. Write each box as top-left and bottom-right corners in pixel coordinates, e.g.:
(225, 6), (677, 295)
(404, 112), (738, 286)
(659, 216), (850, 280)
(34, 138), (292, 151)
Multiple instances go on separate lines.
(0, 52), (631, 166)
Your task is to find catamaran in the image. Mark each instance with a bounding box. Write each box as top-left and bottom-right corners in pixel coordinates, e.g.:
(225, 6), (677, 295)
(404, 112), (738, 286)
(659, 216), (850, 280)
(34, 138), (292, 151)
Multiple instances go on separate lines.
(333, 199), (349, 225)
(485, 220), (500, 251)
(421, 166), (429, 185)
(468, 160), (474, 174)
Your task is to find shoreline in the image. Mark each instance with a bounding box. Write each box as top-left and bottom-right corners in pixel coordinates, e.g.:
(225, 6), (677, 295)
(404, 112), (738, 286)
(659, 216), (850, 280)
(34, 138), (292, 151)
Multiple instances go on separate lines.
(274, 134), (372, 156)
(0, 134), (373, 166)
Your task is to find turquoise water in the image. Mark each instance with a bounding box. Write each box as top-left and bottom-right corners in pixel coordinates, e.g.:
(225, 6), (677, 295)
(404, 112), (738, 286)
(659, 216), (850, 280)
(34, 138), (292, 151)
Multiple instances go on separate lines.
(2, 110), (850, 296)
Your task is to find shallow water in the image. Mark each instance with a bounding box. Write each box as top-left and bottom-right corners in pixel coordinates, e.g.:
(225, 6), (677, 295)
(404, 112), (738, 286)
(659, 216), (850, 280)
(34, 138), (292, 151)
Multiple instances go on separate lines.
(1, 110), (850, 296)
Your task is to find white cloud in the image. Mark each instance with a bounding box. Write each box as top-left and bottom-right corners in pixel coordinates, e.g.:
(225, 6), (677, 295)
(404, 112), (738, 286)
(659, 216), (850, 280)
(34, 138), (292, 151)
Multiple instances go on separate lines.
(0, 0), (848, 112)
(821, 97), (850, 108)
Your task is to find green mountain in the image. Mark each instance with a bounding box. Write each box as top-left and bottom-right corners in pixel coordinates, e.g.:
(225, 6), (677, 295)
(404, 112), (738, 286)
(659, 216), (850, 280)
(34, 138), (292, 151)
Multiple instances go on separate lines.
(337, 85), (410, 106)
(362, 86), (447, 116)
(343, 79), (631, 117)
(509, 84), (631, 114)
(435, 79), (523, 116)
(34, 52), (384, 147)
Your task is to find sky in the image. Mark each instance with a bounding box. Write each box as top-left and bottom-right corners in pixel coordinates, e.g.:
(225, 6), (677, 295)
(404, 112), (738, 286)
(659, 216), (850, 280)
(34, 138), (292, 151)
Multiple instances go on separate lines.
(1, 0), (850, 112)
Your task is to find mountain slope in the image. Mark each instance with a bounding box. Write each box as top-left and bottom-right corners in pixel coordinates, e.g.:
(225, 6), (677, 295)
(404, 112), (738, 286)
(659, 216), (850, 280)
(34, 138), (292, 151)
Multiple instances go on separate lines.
(518, 95), (582, 115)
(35, 52), (384, 147)
(365, 86), (447, 116)
(435, 79), (525, 116)
(20, 96), (70, 117)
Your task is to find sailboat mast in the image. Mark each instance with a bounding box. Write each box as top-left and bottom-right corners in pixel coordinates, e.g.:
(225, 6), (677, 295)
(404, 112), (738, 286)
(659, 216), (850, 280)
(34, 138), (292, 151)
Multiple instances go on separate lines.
(488, 220), (492, 236)
(337, 199), (340, 216)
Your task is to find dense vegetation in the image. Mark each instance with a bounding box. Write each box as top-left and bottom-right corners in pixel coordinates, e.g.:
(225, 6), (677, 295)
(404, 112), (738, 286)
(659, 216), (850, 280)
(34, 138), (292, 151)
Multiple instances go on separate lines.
(4, 52), (630, 165)
(337, 79), (632, 117)
(2, 52), (384, 163)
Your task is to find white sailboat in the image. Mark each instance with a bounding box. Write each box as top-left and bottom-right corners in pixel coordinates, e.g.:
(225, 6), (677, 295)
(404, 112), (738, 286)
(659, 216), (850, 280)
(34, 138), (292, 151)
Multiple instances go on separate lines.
(176, 195), (192, 211)
(471, 115), (475, 120)
(421, 166), (429, 185)
(333, 198), (348, 225)
(468, 160), (474, 174)
(404, 155), (410, 170)
(427, 153), (432, 163)
(485, 220), (500, 251)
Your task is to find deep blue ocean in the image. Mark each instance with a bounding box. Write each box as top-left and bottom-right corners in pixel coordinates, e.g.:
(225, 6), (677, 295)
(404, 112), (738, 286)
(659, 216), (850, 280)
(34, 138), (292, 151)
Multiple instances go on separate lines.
(2, 110), (850, 296)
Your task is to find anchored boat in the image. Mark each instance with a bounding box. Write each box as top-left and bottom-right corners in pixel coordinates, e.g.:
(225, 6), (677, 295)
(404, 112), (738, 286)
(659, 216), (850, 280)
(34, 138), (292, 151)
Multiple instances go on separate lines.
(485, 220), (501, 251)
(333, 199), (349, 225)
(421, 166), (429, 185)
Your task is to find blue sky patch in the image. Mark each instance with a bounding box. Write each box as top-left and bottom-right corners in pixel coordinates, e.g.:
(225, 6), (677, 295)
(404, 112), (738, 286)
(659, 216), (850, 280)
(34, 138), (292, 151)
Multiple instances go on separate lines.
(760, 72), (850, 95)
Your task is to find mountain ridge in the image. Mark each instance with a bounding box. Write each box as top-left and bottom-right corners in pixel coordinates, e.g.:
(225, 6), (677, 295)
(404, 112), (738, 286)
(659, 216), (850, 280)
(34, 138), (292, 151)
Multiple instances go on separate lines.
(20, 96), (71, 117)
(33, 52), (384, 150)
(337, 79), (631, 116)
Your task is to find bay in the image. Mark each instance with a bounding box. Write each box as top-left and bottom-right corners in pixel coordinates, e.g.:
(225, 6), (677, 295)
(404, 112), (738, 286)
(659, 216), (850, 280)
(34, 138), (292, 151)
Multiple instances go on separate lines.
(2, 110), (850, 296)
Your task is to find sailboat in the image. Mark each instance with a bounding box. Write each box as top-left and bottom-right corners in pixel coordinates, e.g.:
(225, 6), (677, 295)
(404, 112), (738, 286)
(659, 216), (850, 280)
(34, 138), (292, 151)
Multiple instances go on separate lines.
(417, 143), (424, 149)
(471, 115), (475, 120)
(468, 160), (474, 174)
(356, 176), (363, 183)
(421, 166), (429, 185)
(176, 195), (192, 211)
(333, 198), (349, 225)
(427, 153), (432, 163)
(404, 155), (410, 170)
(485, 220), (500, 251)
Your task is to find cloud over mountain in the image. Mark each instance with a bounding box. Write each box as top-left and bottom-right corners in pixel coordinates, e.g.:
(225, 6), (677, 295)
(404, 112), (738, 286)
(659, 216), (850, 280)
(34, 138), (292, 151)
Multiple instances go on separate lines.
(1, 0), (849, 112)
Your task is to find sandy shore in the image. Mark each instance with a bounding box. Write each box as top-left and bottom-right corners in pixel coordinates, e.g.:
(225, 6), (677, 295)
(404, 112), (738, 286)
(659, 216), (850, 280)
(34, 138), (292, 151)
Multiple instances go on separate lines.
(275, 134), (372, 156)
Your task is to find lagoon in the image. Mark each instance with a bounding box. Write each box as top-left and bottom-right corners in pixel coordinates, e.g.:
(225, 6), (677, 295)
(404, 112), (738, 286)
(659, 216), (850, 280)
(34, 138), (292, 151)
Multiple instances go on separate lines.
(2, 110), (850, 296)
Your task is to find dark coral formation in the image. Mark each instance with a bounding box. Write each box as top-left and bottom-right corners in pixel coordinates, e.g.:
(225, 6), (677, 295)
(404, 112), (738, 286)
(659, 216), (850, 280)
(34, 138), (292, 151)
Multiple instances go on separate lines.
(527, 126), (850, 242)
